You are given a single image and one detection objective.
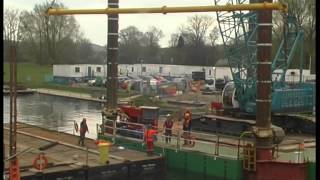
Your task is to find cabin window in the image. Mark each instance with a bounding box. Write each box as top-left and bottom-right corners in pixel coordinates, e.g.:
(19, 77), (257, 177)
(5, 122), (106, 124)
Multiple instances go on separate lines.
(96, 67), (101, 72)
(209, 69), (212, 75)
(132, 67), (134, 72)
(159, 67), (163, 73)
(75, 67), (80, 73)
(142, 66), (146, 72)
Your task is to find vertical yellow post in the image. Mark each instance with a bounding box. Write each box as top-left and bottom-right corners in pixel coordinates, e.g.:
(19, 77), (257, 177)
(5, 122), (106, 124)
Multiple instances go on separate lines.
(98, 142), (111, 164)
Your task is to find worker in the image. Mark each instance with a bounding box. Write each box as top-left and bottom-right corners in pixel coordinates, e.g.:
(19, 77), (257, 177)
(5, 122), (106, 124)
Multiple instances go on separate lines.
(163, 114), (174, 143)
(78, 118), (89, 146)
(183, 111), (192, 146)
(144, 124), (157, 156)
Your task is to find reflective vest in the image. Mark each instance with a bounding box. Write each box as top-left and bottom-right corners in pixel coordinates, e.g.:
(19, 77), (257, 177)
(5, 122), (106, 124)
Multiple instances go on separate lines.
(144, 129), (157, 142)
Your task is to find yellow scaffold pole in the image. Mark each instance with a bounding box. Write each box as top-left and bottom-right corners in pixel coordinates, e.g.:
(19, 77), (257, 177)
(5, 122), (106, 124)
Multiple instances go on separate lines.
(46, 2), (287, 16)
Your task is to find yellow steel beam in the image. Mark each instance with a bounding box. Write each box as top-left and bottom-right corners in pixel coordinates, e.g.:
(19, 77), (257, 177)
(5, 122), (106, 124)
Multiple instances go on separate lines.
(46, 2), (288, 16)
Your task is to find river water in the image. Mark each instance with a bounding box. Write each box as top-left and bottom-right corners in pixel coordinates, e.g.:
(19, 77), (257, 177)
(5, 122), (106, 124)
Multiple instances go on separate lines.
(3, 93), (104, 139)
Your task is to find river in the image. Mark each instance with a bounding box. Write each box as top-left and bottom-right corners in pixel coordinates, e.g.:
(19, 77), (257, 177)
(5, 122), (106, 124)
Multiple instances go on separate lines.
(3, 93), (104, 139)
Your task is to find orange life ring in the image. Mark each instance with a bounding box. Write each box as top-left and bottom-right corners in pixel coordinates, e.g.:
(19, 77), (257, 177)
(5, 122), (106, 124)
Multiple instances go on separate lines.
(33, 153), (48, 170)
(74, 122), (79, 132)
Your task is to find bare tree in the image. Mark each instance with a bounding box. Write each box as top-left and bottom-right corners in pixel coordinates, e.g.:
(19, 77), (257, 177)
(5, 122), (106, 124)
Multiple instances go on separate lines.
(181, 15), (213, 47)
(141, 26), (164, 48)
(119, 26), (144, 63)
(119, 26), (143, 46)
(168, 33), (178, 47)
(273, 0), (315, 70)
(209, 26), (219, 47)
(18, 1), (81, 64)
(3, 8), (21, 43)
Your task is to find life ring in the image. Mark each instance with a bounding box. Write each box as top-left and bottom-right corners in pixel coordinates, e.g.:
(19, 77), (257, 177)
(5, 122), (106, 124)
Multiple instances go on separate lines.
(74, 121), (79, 133)
(33, 153), (48, 170)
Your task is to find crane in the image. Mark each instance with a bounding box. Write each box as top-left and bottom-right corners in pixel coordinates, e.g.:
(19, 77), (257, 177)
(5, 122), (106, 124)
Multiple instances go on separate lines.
(214, 0), (315, 114)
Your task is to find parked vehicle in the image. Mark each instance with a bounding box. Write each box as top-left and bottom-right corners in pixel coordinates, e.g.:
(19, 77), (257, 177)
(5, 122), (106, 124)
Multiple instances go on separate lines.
(215, 78), (227, 90)
(87, 79), (96, 86)
(204, 79), (215, 91)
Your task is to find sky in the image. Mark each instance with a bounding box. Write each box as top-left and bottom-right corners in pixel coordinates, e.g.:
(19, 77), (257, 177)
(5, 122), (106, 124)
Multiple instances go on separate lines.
(4, 0), (227, 47)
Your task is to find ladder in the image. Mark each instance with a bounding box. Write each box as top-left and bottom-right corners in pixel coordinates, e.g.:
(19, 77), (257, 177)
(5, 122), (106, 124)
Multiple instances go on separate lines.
(243, 143), (256, 171)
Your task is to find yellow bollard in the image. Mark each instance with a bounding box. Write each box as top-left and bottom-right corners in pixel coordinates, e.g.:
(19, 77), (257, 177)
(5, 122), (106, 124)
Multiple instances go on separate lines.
(98, 142), (111, 165)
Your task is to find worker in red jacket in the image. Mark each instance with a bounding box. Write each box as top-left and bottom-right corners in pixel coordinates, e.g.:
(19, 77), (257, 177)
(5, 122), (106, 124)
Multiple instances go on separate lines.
(78, 118), (89, 146)
(163, 114), (174, 143)
(144, 124), (157, 156)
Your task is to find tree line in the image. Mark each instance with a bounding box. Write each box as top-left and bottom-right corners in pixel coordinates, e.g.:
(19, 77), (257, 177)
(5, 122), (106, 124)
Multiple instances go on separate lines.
(3, 1), (104, 65)
(3, 1), (224, 66)
(3, 0), (315, 73)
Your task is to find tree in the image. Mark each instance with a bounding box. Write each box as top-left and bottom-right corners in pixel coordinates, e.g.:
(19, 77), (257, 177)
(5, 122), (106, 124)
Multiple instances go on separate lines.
(168, 33), (180, 47)
(75, 38), (94, 64)
(119, 26), (144, 64)
(3, 8), (21, 43)
(141, 26), (164, 47)
(209, 27), (219, 47)
(273, 0), (315, 72)
(3, 8), (22, 62)
(141, 26), (164, 63)
(181, 15), (213, 47)
(19, 1), (81, 64)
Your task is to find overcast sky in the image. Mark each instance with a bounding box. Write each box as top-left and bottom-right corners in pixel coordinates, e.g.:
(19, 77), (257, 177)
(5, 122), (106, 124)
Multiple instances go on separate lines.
(4, 0), (227, 47)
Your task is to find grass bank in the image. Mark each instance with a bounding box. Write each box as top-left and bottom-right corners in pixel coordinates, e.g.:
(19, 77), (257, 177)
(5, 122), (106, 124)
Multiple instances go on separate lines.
(3, 62), (52, 87)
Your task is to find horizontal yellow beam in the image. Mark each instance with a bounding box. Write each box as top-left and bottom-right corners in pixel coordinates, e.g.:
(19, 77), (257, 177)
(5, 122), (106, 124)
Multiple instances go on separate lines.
(46, 2), (288, 16)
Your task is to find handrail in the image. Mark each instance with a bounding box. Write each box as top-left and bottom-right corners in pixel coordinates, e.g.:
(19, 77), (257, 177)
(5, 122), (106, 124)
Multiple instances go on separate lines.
(98, 121), (313, 162)
(100, 121), (246, 159)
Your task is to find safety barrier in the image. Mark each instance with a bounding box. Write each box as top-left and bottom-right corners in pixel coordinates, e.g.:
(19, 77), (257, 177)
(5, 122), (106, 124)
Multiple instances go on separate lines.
(98, 119), (315, 163)
(98, 119), (250, 160)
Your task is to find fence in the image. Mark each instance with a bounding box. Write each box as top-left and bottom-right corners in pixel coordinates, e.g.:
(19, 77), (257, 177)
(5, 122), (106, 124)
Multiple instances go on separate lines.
(98, 119), (250, 160)
(98, 119), (313, 163)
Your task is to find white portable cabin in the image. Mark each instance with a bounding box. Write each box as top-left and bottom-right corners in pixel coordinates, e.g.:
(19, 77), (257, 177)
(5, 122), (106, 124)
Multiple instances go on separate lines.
(53, 64), (106, 78)
(118, 64), (215, 79)
(53, 63), (217, 79)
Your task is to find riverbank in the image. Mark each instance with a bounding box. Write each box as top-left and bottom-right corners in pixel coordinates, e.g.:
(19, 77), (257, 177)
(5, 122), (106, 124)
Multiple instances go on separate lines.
(34, 88), (142, 104)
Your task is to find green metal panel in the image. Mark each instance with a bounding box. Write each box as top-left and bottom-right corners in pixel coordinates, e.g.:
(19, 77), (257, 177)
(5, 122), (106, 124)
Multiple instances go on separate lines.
(307, 162), (316, 180)
(165, 149), (187, 170)
(206, 157), (226, 178)
(186, 153), (205, 174)
(98, 134), (244, 180)
(206, 157), (243, 180)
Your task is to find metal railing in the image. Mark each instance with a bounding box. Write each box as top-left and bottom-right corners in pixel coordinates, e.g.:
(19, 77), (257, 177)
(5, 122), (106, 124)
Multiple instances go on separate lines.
(97, 120), (250, 160)
(97, 120), (314, 162)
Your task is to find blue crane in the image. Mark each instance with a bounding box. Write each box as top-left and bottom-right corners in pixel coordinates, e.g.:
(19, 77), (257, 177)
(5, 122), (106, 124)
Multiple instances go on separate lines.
(214, 0), (315, 114)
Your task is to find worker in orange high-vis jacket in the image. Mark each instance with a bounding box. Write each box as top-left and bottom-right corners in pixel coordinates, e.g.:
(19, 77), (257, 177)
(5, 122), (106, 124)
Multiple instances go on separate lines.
(144, 124), (157, 156)
(183, 110), (192, 146)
